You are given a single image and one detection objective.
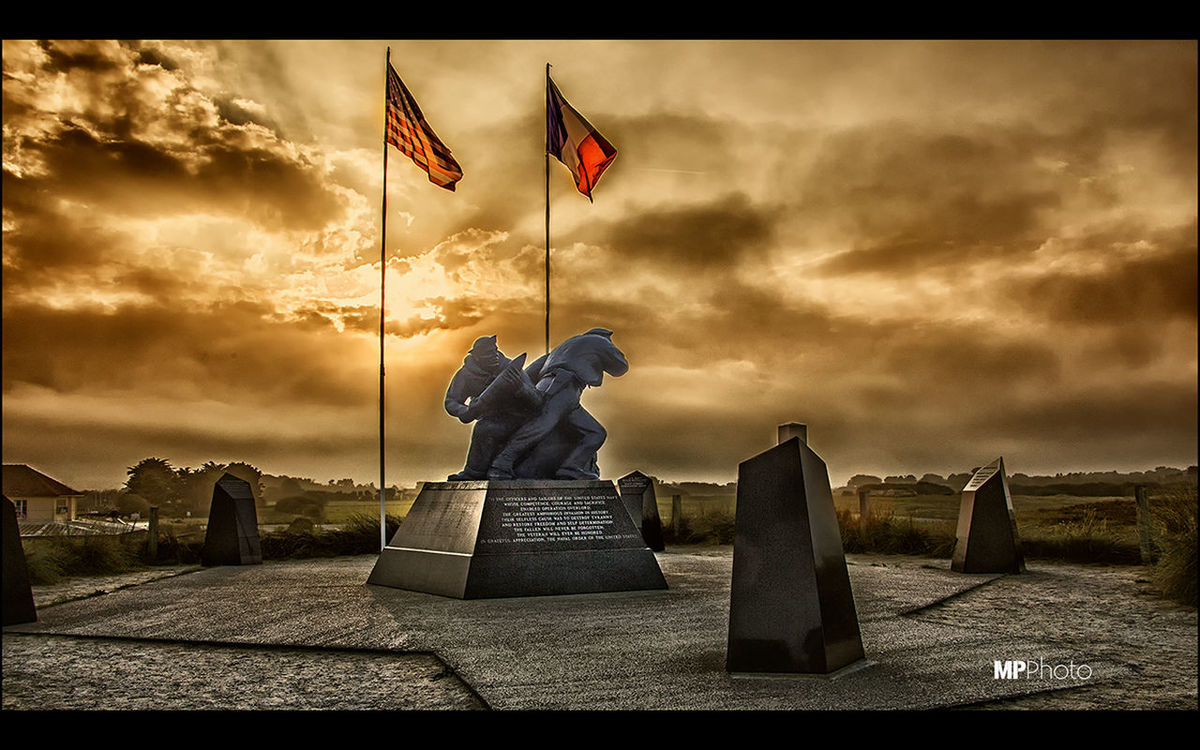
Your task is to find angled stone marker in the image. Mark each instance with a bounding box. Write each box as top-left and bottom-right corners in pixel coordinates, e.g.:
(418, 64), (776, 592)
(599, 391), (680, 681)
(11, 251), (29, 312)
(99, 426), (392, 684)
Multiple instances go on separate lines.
(951, 457), (1025, 574)
(617, 470), (665, 551)
(201, 473), (263, 567)
(3, 495), (37, 626)
(726, 434), (865, 675)
(368, 479), (667, 599)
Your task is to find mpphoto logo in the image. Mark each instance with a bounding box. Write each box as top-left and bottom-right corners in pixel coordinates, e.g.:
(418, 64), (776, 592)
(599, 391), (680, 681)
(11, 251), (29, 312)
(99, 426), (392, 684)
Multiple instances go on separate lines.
(993, 659), (1093, 681)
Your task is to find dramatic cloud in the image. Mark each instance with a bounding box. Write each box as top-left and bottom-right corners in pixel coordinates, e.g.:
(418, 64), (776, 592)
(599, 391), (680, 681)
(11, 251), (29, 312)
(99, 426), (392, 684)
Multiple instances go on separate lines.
(2, 39), (1196, 490)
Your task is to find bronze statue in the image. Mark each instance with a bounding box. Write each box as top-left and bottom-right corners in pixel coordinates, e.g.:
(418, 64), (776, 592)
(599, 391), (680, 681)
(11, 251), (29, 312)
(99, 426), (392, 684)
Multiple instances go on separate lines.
(445, 329), (628, 481)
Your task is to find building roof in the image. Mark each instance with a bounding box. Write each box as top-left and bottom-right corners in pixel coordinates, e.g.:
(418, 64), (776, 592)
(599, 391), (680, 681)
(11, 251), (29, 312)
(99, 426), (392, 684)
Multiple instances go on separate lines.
(2, 464), (83, 497)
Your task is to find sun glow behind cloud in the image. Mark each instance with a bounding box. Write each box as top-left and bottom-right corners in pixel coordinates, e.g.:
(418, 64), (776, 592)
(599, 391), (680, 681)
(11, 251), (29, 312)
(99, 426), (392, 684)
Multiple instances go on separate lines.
(2, 39), (1196, 491)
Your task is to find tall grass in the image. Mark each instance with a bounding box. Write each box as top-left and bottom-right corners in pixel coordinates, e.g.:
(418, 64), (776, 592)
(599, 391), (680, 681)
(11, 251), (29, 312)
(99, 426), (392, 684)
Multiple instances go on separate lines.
(1018, 508), (1141, 565)
(837, 510), (956, 557)
(259, 514), (402, 558)
(662, 511), (736, 545)
(1150, 487), (1197, 607)
(22, 535), (142, 585)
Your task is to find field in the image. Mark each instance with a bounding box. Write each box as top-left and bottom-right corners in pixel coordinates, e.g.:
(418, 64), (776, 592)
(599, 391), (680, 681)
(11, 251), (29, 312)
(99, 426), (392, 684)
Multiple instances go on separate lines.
(657, 491), (1139, 525)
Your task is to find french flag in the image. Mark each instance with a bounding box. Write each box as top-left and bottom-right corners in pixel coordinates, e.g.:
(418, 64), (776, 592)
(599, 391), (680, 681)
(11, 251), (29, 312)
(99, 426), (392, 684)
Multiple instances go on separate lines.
(546, 74), (617, 201)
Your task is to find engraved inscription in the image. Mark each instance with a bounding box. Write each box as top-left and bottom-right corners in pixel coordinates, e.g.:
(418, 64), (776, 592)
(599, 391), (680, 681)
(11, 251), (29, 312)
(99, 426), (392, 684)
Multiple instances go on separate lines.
(964, 463), (1000, 491)
(492, 494), (624, 543)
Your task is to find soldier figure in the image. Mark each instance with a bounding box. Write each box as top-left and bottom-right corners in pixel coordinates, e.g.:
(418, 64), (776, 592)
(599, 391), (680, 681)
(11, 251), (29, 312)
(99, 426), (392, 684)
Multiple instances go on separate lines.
(487, 328), (628, 481)
(444, 336), (535, 480)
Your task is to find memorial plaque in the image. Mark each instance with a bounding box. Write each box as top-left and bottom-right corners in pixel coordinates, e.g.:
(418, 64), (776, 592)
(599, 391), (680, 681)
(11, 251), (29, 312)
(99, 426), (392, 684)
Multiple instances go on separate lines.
(951, 457), (1025, 574)
(368, 480), (668, 599)
(201, 473), (263, 567)
(726, 437), (865, 675)
(617, 470), (665, 551)
(2, 495), (37, 626)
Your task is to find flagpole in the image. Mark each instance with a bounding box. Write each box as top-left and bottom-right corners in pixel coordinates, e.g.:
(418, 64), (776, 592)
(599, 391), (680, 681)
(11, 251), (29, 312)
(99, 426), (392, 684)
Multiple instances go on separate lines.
(544, 62), (552, 358)
(379, 47), (391, 552)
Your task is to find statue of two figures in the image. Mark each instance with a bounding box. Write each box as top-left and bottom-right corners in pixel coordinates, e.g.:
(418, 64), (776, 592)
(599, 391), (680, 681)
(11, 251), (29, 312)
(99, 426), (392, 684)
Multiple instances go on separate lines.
(445, 328), (628, 481)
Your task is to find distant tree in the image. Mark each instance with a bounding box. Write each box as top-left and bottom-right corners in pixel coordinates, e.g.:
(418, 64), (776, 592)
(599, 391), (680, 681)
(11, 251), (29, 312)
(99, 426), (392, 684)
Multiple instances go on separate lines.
(847, 475), (882, 488)
(125, 458), (181, 508)
(116, 492), (151, 517)
(178, 462), (229, 515)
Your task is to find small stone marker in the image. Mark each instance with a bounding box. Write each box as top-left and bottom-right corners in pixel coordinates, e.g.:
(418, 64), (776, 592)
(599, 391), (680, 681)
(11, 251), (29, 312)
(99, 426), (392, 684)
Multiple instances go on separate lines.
(2, 495), (37, 626)
(617, 470), (665, 551)
(671, 494), (683, 538)
(726, 433), (865, 675)
(368, 480), (667, 599)
(1133, 485), (1156, 564)
(857, 486), (872, 529)
(777, 422), (807, 445)
(201, 473), (263, 567)
(148, 506), (159, 561)
(951, 457), (1024, 574)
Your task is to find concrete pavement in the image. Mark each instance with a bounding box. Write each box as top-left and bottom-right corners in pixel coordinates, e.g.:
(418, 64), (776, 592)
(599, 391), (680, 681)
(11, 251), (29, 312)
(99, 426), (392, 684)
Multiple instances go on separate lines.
(4, 548), (1196, 710)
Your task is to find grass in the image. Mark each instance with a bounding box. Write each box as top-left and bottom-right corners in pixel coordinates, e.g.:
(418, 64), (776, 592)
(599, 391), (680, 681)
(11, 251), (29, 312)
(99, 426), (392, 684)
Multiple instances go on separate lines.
(258, 500), (414, 525)
(22, 534), (145, 585)
(662, 510), (736, 545)
(837, 510), (957, 557)
(1017, 508), (1142, 564)
(258, 514), (402, 559)
(1149, 486), (1198, 607)
(24, 484), (1196, 610)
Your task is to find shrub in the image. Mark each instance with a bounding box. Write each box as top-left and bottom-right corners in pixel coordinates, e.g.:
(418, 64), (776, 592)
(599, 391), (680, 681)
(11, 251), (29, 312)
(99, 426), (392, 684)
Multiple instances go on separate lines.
(274, 495), (327, 521)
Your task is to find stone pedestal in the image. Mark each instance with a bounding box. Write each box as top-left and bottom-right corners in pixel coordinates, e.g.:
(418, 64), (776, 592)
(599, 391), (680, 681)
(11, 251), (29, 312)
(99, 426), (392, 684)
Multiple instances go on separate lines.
(617, 470), (665, 551)
(951, 457), (1024, 574)
(2, 495), (37, 626)
(726, 437), (865, 675)
(201, 473), (263, 567)
(367, 480), (668, 599)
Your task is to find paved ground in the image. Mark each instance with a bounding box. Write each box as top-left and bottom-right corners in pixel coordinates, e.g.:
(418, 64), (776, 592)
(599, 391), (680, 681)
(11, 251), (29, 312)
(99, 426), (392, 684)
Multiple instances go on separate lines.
(4, 547), (1196, 711)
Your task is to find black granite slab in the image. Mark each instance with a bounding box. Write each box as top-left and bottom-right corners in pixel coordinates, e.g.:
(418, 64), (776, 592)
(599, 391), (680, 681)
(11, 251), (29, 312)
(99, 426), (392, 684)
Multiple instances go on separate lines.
(3, 495), (37, 625)
(201, 473), (263, 567)
(726, 438), (865, 674)
(951, 458), (1025, 574)
(617, 470), (665, 551)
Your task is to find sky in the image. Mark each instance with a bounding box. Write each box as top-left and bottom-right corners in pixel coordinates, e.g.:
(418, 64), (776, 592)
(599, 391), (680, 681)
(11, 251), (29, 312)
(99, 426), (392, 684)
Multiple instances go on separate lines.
(2, 39), (1196, 491)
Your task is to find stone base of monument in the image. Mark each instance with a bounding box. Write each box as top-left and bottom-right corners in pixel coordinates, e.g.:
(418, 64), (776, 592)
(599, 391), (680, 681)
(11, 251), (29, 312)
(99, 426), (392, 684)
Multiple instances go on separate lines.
(367, 480), (668, 599)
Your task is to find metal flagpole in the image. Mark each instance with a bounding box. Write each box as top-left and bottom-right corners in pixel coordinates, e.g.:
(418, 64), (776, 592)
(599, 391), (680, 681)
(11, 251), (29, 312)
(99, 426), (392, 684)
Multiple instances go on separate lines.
(379, 47), (391, 552)
(544, 62), (551, 358)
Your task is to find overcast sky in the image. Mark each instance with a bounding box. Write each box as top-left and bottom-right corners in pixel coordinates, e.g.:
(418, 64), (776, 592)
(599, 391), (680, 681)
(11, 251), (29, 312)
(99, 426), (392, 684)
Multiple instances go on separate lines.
(3, 39), (1196, 490)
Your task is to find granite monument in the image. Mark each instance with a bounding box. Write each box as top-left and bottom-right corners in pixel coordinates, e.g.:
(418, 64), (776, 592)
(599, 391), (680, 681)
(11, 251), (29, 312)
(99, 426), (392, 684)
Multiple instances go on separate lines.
(201, 473), (263, 567)
(2, 495), (36, 626)
(951, 457), (1025, 574)
(370, 328), (667, 598)
(726, 430), (865, 675)
(617, 470), (665, 551)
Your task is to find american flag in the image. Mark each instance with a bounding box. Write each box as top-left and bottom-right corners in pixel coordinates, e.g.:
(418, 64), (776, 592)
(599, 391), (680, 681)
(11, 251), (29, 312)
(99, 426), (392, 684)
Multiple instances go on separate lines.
(386, 62), (463, 191)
